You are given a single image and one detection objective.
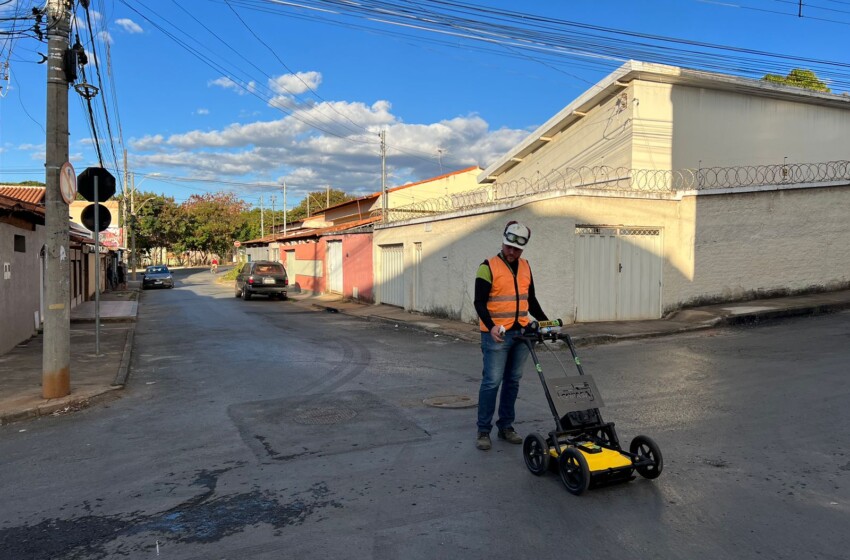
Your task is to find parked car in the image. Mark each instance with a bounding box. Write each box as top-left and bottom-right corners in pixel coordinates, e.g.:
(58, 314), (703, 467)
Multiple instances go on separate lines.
(235, 261), (288, 300)
(142, 265), (175, 289)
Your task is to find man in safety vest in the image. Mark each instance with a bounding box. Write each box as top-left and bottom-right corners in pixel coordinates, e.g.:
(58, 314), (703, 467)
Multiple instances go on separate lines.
(473, 220), (549, 451)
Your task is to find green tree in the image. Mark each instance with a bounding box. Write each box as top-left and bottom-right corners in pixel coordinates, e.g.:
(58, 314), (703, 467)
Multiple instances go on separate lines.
(762, 69), (830, 93)
(133, 192), (185, 264)
(287, 189), (354, 222)
(182, 192), (247, 259)
(9, 180), (45, 186)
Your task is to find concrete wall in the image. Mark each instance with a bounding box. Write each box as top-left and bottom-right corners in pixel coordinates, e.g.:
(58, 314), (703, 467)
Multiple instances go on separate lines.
(291, 241), (325, 293)
(682, 185), (850, 305)
(385, 168), (483, 208)
(336, 233), (373, 302)
(670, 85), (850, 169)
(0, 222), (44, 354)
(494, 90), (634, 186)
(373, 189), (691, 323)
(373, 182), (850, 323)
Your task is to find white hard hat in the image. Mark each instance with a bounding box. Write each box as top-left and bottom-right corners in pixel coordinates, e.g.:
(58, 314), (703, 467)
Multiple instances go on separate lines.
(503, 221), (531, 249)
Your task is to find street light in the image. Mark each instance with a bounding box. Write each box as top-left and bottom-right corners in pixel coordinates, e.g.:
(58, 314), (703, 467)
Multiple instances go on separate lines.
(130, 172), (160, 280)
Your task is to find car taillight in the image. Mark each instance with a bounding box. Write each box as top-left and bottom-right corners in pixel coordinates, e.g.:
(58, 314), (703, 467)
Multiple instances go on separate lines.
(284, 279), (288, 286)
(248, 276), (254, 285)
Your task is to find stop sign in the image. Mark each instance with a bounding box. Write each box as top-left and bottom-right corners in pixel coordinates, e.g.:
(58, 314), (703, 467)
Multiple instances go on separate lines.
(234, 241), (242, 247)
(77, 167), (116, 202)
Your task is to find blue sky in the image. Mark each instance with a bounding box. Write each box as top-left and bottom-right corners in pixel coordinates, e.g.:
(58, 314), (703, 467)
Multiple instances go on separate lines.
(0, 0), (847, 208)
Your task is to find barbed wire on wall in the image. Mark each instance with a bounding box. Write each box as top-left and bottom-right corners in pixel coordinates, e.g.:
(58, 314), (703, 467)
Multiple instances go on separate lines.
(372, 160), (850, 224)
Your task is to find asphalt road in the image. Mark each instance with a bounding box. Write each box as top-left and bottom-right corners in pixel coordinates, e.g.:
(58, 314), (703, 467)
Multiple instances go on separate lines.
(1, 268), (848, 559)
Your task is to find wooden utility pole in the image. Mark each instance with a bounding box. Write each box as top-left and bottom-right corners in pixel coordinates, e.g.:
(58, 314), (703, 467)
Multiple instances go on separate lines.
(42, 0), (72, 398)
(282, 181), (287, 236)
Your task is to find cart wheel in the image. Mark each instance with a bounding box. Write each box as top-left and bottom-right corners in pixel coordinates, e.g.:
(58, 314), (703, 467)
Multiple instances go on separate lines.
(630, 435), (663, 479)
(523, 433), (550, 476)
(558, 447), (590, 495)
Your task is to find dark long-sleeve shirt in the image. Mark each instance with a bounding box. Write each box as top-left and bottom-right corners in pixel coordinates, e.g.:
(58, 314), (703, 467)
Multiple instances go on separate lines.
(474, 254), (548, 332)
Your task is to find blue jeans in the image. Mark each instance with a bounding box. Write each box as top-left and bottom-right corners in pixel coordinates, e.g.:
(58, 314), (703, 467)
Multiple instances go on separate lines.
(477, 330), (531, 433)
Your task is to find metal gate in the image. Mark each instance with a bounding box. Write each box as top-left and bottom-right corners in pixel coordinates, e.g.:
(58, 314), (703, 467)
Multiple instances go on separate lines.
(575, 226), (662, 322)
(413, 242), (422, 310)
(327, 241), (343, 294)
(379, 244), (405, 307)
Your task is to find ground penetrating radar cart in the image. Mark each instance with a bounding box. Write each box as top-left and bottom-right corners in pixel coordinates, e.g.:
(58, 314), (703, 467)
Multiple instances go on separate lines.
(519, 320), (663, 496)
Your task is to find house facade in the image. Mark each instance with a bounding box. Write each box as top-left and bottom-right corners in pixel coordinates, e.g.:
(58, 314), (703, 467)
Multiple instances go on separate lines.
(371, 61), (850, 323)
(246, 167), (483, 301)
(0, 192), (46, 355)
(1, 187), (112, 355)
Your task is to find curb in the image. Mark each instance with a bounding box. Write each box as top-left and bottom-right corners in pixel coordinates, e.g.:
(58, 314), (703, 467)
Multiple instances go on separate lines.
(0, 387), (122, 427)
(112, 324), (136, 388)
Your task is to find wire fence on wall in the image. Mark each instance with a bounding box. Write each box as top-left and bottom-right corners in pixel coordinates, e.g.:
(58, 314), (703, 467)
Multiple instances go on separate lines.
(373, 161), (850, 224)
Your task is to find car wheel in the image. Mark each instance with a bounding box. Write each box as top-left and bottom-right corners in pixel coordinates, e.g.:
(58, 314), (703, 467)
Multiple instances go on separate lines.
(241, 286), (251, 300)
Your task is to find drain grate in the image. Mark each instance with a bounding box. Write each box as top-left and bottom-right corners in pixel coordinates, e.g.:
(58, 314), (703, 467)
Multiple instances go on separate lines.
(293, 406), (357, 425)
(423, 395), (476, 409)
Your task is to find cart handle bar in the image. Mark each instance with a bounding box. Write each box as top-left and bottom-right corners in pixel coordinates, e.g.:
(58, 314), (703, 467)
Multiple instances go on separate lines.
(517, 319), (565, 343)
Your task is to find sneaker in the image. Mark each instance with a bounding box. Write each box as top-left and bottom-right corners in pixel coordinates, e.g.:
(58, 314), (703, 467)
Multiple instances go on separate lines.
(497, 428), (523, 444)
(476, 432), (492, 451)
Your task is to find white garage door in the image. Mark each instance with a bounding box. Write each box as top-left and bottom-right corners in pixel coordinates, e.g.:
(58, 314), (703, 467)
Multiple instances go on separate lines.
(327, 241), (343, 294)
(575, 226), (662, 322)
(380, 244), (405, 307)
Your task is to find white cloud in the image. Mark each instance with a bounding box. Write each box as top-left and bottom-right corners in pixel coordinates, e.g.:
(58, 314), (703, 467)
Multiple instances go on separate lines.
(209, 77), (256, 95)
(97, 30), (113, 44)
(195, 108), (210, 115)
(115, 18), (143, 34)
(269, 71), (322, 96)
(131, 81), (527, 195)
(130, 134), (165, 151)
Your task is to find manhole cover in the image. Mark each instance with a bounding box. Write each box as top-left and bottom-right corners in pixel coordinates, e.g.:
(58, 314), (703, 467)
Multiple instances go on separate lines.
(423, 395), (476, 409)
(293, 407), (357, 425)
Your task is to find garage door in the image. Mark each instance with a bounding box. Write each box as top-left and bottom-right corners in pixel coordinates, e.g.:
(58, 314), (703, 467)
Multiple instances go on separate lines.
(380, 244), (405, 307)
(327, 241), (343, 294)
(575, 226), (662, 322)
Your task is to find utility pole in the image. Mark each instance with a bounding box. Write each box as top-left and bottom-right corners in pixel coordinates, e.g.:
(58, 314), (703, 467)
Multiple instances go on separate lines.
(42, 0), (72, 399)
(130, 172), (137, 280)
(326, 185), (329, 208)
(282, 181), (287, 236)
(260, 195), (264, 238)
(380, 129), (387, 223)
(270, 195), (276, 233)
(122, 149), (128, 253)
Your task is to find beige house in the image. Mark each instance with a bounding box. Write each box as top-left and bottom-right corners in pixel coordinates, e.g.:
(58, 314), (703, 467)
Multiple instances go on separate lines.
(372, 61), (850, 324)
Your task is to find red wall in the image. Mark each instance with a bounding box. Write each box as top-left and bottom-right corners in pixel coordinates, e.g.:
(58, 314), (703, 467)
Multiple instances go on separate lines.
(292, 240), (326, 294)
(335, 234), (374, 302)
(282, 234), (374, 301)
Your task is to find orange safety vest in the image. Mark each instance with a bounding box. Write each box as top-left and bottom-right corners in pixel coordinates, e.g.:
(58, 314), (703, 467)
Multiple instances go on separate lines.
(479, 255), (532, 332)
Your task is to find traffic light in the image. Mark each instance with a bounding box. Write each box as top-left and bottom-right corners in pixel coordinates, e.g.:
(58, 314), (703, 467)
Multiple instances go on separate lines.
(77, 167), (116, 232)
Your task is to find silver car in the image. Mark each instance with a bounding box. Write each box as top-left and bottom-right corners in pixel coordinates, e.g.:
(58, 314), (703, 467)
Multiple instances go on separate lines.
(142, 265), (174, 289)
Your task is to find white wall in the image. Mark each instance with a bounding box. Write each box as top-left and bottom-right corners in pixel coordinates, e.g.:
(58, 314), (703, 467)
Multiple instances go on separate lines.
(682, 185), (850, 304)
(0, 222), (44, 354)
(373, 183), (850, 323)
(671, 85), (850, 169)
(495, 91), (634, 186)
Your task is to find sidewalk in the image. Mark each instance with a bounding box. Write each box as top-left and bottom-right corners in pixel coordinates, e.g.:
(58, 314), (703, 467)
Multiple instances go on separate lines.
(291, 288), (850, 346)
(0, 284), (140, 427)
(3, 284), (849, 427)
